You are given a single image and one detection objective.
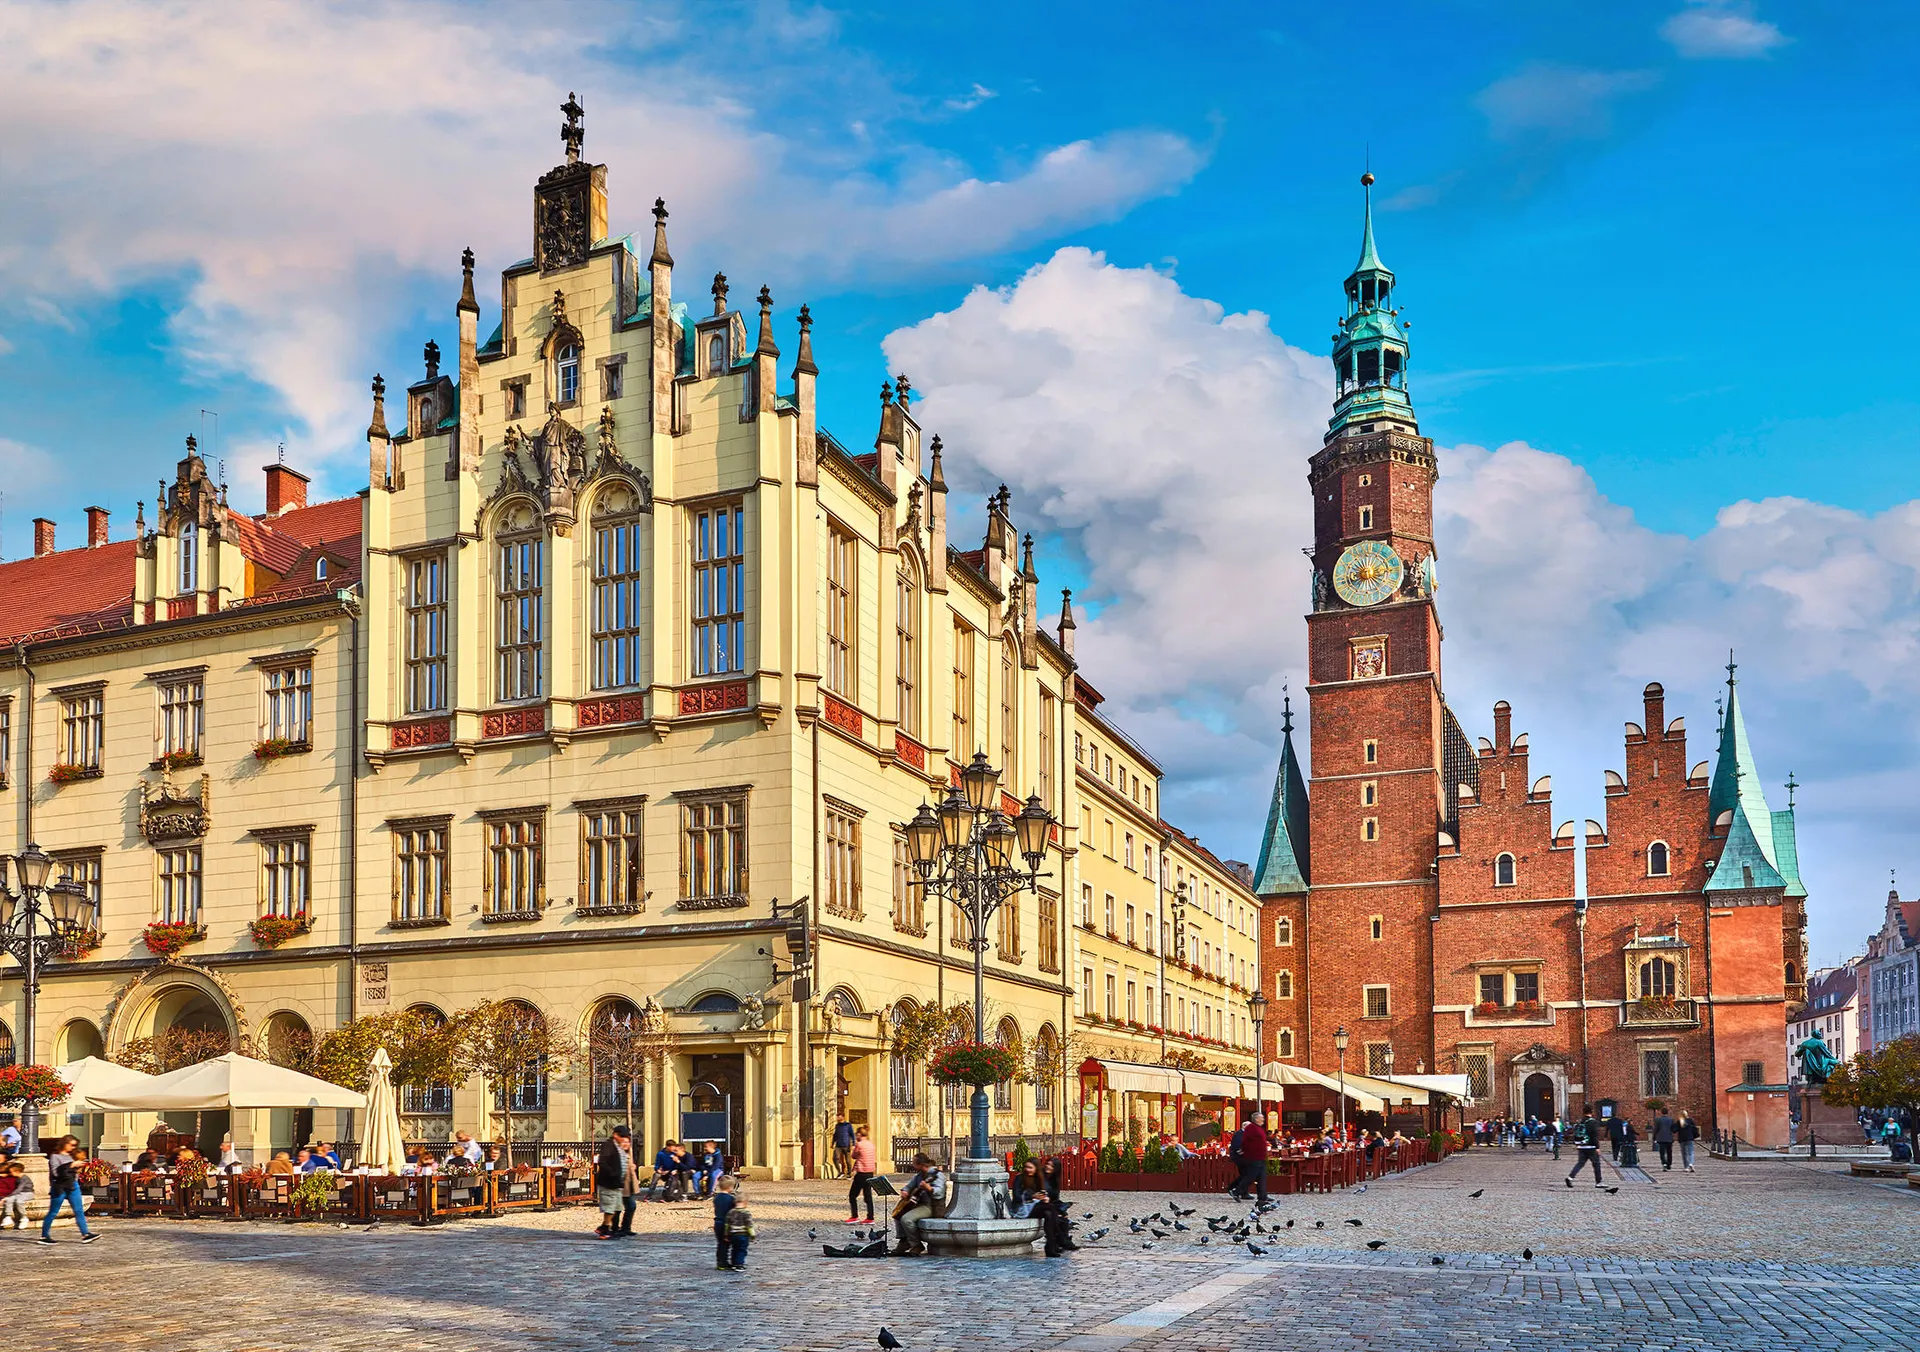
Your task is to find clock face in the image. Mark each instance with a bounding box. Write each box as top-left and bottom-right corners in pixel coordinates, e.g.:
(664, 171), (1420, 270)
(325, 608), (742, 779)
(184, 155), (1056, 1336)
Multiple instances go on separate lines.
(1332, 540), (1404, 607)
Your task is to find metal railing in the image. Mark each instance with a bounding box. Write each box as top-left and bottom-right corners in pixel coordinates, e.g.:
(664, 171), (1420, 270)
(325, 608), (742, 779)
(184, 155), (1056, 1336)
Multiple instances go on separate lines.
(889, 1134), (1078, 1170)
(1710, 1128), (1741, 1160)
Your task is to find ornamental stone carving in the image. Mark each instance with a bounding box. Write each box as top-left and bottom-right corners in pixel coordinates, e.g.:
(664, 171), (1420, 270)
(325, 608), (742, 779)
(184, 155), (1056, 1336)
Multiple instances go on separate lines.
(140, 772), (211, 845)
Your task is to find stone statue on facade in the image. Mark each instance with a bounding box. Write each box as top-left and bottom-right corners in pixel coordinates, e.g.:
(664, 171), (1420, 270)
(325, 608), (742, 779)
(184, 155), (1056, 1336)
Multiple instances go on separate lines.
(741, 992), (767, 1031)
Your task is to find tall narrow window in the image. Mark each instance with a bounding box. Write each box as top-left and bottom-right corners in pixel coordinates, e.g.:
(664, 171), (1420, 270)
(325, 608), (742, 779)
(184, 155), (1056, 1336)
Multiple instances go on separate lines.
(825, 524), (857, 697)
(59, 690), (104, 771)
(952, 623), (975, 757)
(404, 554), (448, 713)
(1038, 892), (1059, 972)
(1277, 1028), (1295, 1057)
(178, 520), (198, 595)
(824, 806), (863, 919)
(1639, 956), (1679, 998)
(1038, 690), (1056, 814)
(157, 846), (203, 924)
(1033, 1029), (1056, 1111)
(483, 813), (544, 917)
(258, 832), (310, 918)
(894, 567), (918, 734)
(157, 676), (203, 759)
(1647, 841), (1670, 877)
(1495, 853), (1516, 886)
(591, 489), (645, 689)
(54, 849), (102, 927)
(1642, 1049), (1675, 1098)
(579, 800), (644, 913)
(393, 819), (450, 923)
(889, 1006), (919, 1109)
(1000, 640), (1018, 783)
(0, 700), (11, 789)
(691, 503), (746, 676)
(1275, 970), (1293, 999)
(891, 832), (923, 935)
(263, 663), (313, 744)
(556, 344), (580, 403)
(602, 362), (624, 401)
(997, 891), (1020, 962)
(496, 527), (544, 701)
(681, 793), (748, 904)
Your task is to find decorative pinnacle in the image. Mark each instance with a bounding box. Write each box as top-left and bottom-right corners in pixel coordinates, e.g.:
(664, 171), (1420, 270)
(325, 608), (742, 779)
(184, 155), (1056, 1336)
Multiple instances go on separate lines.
(894, 373), (912, 406)
(650, 198), (673, 268)
(561, 92), (585, 165)
(793, 303), (818, 377)
(1361, 171), (1375, 188)
(1059, 588), (1076, 630)
(368, 374), (389, 439)
(458, 246), (479, 314)
(880, 381), (894, 407)
(185, 433), (198, 455)
(1726, 647), (1738, 687)
(1022, 532), (1036, 580)
(928, 434), (946, 490)
(711, 271), (729, 315)
(1785, 771), (1799, 809)
(423, 339), (441, 380)
(754, 285), (779, 358)
(1282, 682), (1293, 734)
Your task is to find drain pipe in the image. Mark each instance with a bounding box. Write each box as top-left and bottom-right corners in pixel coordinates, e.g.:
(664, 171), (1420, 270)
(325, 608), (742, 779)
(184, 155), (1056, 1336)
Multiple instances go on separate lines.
(1575, 897), (1591, 1117)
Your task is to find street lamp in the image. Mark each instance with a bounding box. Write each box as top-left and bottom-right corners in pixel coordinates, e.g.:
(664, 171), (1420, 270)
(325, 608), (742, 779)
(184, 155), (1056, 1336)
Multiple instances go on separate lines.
(1333, 1025), (1350, 1141)
(1247, 990), (1268, 1134)
(902, 761), (1055, 1177)
(0, 843), (98, 1151)
(1381, 1043), (1396, 1125)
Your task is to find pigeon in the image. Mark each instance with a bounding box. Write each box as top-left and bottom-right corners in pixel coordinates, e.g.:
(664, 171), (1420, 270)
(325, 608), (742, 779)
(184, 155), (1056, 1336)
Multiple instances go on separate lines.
(1141, 1241), (1156, 1250)
(362, 1222), (380, 1232)
(1247, 1242), (1268, 1256)
(1521, 1248), (1534, 1261)
(1082, 1212), (1094, 1221)
(1111, 1214), (1120, 1221)
(878, 1329), (903, 1351)
(1253, 1221), (1267, 1234)
(337, 1222), (349, 1229)
(1171, 1204), (1195, 1216)
(1467, 1189), (1484, 1199)
(1173, 1220), (1190, 1232)
(1313, 1220), (1326, 1230)
(808, 1228), (819, 1241)
(1604, 1186), (1619, 1194)
(1366, 1239), (1387, 1250)
(1151, 1229), (1170, 1240)
(1208, 1215), (1229, 1224)
(1284, 1219), (1295, 1229)
(1087, 1228), (1109, 1242)
(1345, 1219), (1364, 1227)
(1431, 1256), (1445, 1266)
(1198, 1235), (1211, 1245)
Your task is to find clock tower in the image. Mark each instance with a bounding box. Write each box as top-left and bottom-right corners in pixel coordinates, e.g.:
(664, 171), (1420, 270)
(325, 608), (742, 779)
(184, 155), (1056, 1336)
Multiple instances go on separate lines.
(1301, 174), (1466, 1081)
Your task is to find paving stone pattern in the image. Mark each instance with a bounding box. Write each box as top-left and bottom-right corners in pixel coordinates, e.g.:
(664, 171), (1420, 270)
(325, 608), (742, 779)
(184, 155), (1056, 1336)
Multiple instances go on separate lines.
(8, 1149), (1918, 1351)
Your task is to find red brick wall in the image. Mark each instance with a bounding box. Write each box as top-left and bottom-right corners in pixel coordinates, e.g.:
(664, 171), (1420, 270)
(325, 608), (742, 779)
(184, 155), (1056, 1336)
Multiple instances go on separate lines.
(1259, 895), (1309, 1062)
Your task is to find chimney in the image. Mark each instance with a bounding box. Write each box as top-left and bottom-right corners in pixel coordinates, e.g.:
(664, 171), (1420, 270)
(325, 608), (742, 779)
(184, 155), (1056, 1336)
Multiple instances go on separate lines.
(264, 464), (310, 515)
(85, 506), (110, 547)
(1492, 700), (1512, 751)
(1643, 681), (1666, 737)
(32, 517), (55, 557)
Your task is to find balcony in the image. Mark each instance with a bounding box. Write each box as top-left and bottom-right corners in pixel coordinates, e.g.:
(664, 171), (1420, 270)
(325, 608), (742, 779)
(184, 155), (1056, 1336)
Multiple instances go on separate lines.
(1622, 996), (1699, 1027)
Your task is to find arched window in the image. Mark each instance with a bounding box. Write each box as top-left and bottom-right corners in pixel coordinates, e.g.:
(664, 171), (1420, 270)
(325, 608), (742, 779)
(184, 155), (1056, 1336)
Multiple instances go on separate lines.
(888, 1004), (918, 1110)
(400, 1005), (453, 1115)
(590, 483), (645, 690)
(1000, 636), (1019, 781)
(315, 557), (329, 581)
(1638, 956), (1678, 999)
(688, 992), (741, 1014)
(1647, 841), (1670, 877)
(493, 999), (549, 1114)
(1785, 961), (1799, 985)
(556, 343), (580, 403)
(495, 506), (544, 701)
(587, 998), (644, 1118)
(1032, 1026), (1056, 1113)
(708, 333), (727, 374)
(1277, 1028), (1295, 1058)
(260, 1011), (313, 1071)
(1274, 917), (1293, 946)
(178, 519), (198, 594)
(993, 1017), (1018, 1111)
(0, 1018), (14, 1067)
(1495, 853), (1516, 887)
(895, 565), (919, 736)
(826, 987), (863, 1018)
(1275, 970), (1293, 999)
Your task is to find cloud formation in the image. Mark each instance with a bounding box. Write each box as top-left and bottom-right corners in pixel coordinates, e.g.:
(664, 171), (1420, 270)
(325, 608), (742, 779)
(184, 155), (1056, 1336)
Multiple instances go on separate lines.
(0, 0), (1201, 495)
(1473, 64), (1661, 142)
(886, 248), (1920, 952)
(1661, 2), (1790, 59)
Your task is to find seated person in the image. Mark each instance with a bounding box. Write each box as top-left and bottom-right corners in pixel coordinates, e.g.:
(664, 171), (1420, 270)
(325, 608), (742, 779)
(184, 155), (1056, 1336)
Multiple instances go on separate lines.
(482, 1144), (506, 1172)
(310, 1141), (342, 1169)
(295, 1148), (324, 1172)
(891, 1153), (947, 1257)
(406, 1151), (440, 1176)
(264, 1151), (297, 1176)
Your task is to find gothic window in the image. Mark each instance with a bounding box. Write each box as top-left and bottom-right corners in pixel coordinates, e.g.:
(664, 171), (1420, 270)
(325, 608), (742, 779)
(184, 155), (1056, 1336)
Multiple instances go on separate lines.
(691, 502), (746, 677)
(1495, 853), (1516, 887)
(590, 487), (645, 690)
(952, 622), (975, 758)
(178, 520), (198, 595)
(1369, 915), (1383, 941)
(495, 513), (545, 702)
(825, 524), (857, 697)
(1033, 1027), (1056, 1112)
(1275, 969), (1293, 999)
(1363, 739), (1378, 764)
(1362, 818), (1378, 842)
(895, 565), (918, 734)
(1361, 781), (1377, 806)
(587, 998), (643, 1115)
(315, 557), (329, 581)
(708, 333), (727, 375)
(1638, 956), (1679, 999)
(404, 553), (448, 713)
(1647, 841), (1670, 877)
(556, 344), (581, 404)
(1276, 1028), (1295, 1058)
(1274, 917), (1292, 946)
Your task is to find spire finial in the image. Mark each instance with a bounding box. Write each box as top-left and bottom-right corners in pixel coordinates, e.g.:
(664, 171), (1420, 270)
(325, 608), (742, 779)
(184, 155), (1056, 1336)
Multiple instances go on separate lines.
(711, 271), (729, 315)
(1785, 770), (1799, 809)
(928, 434), (946, 490)
(1021, 532), (1036, 580)
(458, 246), (479, 314)
(894, 373), (912, 406)
(650, 198), (672, 268)
(792, 303), (818, 378)
(1059, 587), (1075, 629)
(880, 380), (894, 407)
(561, 92), (585, 165)
(368, 374), (389, 439)
(423, 339), (441, 381)
(1282, 681), (1293, 735)
(754, 285), (779, 358)
(1727, 647), (1738, 688)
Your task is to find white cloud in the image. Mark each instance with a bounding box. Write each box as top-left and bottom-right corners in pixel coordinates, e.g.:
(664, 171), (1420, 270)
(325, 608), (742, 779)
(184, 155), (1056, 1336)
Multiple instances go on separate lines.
(945, 83), (998, 113)
(1661, 3), (1789, 59)
(885, 248), (1920, 953)
(1474, 64), (1660, 142)
(0, 0), (1202, 493)
(22, 297), (78, 332)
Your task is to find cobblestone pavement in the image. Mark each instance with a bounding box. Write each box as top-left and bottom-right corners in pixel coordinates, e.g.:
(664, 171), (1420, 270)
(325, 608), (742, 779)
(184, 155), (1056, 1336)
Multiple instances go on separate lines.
(9, 1149), (1918, 1351)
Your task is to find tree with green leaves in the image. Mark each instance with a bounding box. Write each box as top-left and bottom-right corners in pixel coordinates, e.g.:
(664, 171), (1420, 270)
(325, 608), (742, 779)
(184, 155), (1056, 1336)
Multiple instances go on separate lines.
(1822, 1034), (1920, 1146)
(309, 1008), (461, 1096)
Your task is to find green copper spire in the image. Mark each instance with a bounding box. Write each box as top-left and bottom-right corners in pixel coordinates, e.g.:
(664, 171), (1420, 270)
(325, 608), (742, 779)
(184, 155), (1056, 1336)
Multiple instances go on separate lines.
(1252, 691), (1311, 896)
(1705, 652), (1786, 893)
(1328, 172), (1416, 437)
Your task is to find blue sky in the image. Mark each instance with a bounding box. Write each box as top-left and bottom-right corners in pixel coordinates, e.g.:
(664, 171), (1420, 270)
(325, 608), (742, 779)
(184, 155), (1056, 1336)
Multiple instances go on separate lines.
(3, 0), (1915, 959)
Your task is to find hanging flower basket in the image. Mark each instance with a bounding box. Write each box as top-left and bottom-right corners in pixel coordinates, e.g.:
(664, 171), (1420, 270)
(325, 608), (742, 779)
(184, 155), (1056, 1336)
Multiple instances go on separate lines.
(0, 1064), (72, 1108)
(143, 920), (206, 958)
(928, 1041), (1019, 1086)
(75, 1157), (116, 1187)
(249, 912), (312, 949)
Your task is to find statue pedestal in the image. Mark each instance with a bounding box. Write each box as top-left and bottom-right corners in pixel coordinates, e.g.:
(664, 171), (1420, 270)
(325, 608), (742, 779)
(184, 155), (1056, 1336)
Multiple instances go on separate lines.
(917, 1158), (1043, 1257)
(1800, 1086), (1866, 1146)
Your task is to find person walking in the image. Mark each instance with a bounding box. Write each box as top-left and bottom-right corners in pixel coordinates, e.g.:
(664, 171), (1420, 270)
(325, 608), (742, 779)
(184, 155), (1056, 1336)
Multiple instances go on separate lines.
(1548, 1115), (1563, 1160)
(845, 1124), (877, 1223)
(38, 1137), (96, 1245)
(1236, 1114), (1271, 1206)
(1605, 1112), (1626, 1162)
(1677, 1111), (1700, 1172)
(1563, 1112), (1605, 1189)
(711, 1175), (742, 1270)
(831, 1118), (855, 1180)
(594, 1125), (637, 1239)
(1651, 1107), (1678, 1171)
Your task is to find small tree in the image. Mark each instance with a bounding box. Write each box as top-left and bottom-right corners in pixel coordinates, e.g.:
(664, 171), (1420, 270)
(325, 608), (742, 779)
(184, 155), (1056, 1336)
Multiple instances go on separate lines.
(309, 1009), (461, 1096)
(1823, 1035), (1920, 1146)
(458, 1001), (574, 1148)
(583, 1001), (678, 1137)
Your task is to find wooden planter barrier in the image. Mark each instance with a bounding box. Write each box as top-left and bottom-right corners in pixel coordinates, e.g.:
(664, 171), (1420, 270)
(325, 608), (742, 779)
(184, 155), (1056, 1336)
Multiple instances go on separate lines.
(126, 1172), (180, 1217)
(490, 1170), (547, 1215)
(547, 1163), (596, 1208)
(427, 1174), (490, 1222)
(180, 1173), (240, 1220)
(296, 1175), (361, 1222)
(82, 1177), (127, 1217)
(364, 1175), (429, 1223)
(240, 1174), (301, 1220)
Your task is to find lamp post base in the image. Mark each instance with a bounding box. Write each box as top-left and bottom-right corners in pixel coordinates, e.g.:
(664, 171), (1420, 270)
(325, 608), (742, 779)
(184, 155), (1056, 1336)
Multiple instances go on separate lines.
(917, 1157), (1042, 1256)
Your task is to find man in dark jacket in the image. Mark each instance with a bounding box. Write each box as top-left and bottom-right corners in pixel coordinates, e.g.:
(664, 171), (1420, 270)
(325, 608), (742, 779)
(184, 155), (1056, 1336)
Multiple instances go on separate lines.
(1232, 1118), (1271, 1205)
(1563, 1112), (1605, 1188)
(1650, 1109), (1678, 1171)
(1605, 1112), (1627, 1162)
(595, 1125), (637, 1238)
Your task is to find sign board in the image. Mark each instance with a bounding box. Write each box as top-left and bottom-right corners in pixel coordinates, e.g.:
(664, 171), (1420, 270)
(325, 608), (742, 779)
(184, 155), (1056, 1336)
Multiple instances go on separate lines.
(680, 1110), (729, 1145)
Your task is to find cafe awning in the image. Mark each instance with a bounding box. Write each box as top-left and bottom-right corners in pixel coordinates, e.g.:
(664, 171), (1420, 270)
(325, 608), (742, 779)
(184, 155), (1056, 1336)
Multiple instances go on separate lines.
(53, 1057), (164, 1111)
(1379, 1073), (1471, 1100)
(1180, 1070), (1251, 1099)
(1338, 1072), (1429, 1106)
(1258, 1061), (1385, 1112)
(1094, 1060), (1188, 1096)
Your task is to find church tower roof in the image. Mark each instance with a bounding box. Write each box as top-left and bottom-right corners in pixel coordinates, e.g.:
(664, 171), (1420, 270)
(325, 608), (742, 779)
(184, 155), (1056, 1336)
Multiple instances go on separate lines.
(1705, 653), (1787, 893)
(1328, 172), (1415, 438)
(1252, 692), (1311, 896)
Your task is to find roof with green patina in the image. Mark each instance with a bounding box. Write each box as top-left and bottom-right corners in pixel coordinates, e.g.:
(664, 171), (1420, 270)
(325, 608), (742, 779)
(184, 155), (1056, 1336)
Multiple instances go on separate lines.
(1252, 707), (1310, 897)
(1704, 676), (1791, 893)
(1771, 809), (1807, 900)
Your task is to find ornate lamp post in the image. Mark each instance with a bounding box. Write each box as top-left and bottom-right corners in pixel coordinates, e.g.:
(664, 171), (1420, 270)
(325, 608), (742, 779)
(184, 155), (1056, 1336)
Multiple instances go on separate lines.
(902, 753), (1055, 1253)
(1333, 1025), (1350, 1140)
(1247, 990), (1268, 1133)
(1381, 1043), (1395, 1128)
(0, 844), (97, 1151)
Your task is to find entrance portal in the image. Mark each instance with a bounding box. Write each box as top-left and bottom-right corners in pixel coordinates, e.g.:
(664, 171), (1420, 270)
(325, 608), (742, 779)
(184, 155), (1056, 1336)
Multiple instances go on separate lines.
(1523, 1072), (1555, 1123)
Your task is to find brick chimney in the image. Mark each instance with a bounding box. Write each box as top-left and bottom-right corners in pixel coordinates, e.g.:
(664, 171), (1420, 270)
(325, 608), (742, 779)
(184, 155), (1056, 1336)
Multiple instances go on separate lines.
(1643, 681), (1666, 737)
(32, 517), (55, 557)
(1492, 699), (1513, 751)
(85, 506), (110, 547)
(264, 463), (310, 515)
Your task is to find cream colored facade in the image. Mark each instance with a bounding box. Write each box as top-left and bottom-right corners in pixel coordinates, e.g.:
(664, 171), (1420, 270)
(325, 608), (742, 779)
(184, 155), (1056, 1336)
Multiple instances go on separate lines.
(1, 112), (1252, 1174)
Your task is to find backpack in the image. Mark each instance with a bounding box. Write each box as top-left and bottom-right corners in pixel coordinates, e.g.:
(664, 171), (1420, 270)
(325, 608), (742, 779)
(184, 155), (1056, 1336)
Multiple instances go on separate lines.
(725, 1205), (755, 1238)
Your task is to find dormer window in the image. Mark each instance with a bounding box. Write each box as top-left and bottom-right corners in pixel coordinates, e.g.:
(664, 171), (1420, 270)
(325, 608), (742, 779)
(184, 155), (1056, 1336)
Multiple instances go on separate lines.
(178, 520), (198, 594)
(315, 557), (329, 582)
(708, 333), (726, 374)
(556, 344), (580, 403)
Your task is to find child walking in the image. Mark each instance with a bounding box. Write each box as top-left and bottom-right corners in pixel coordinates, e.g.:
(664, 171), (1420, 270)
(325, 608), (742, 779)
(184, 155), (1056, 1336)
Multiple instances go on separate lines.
(0, 1160), (31, 1230)
(712, 1175), (754, 1270)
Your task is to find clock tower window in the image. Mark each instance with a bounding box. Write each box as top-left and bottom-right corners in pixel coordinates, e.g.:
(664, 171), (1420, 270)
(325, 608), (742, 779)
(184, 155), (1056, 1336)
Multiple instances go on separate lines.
(1358, 506), (1374, 531)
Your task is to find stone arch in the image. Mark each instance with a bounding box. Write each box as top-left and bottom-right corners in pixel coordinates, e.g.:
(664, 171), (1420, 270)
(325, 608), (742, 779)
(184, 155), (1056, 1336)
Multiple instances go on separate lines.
(102, 961), (247, 1058)
(586, 475), (648, 522)
(825, 985), (864, 1018)
(258, 1010), (314, 1069)
(687, 990), (741, 1014)
(55, 1018), (104, 1064)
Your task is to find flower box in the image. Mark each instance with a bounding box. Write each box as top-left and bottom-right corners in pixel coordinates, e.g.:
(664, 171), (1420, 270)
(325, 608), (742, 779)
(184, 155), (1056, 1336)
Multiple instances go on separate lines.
(249, 912), (312, 949)
(929, 1041), (1019, 1086)
(48, 763), (100, 785)
(152, 750), (202, 772)
(252, 737), (310, 762)
(143, 920), (207, 958)
(54, 927), (103, 960)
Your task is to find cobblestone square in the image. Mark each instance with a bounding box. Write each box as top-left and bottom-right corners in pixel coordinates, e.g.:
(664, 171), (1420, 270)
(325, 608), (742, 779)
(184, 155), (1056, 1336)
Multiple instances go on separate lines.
(9, 1150), (1918, 1351)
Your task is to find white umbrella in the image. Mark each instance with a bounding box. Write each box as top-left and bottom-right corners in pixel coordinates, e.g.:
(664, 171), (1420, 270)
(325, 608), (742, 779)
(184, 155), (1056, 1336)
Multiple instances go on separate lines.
(85, 1053), (366, 1112)
(54, 1057), (164, 1111)
(362, 1048), (406, 1175)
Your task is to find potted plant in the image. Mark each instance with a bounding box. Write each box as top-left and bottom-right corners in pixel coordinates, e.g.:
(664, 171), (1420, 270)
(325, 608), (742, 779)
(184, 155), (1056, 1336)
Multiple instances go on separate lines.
(249, 912), (312, 949)
(0, 1064), (72, 1117)
(155, 749), (200, 772)
(252, 736), (304, 762)
(928, 1041), (1019, 1087)
(142, 919), (205, 958)
(54, 926), (103, 960)
(48, 763), (92, 785)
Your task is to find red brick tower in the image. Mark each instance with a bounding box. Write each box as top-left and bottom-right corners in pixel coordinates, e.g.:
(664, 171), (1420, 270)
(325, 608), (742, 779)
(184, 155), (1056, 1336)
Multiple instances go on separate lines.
(1299, 176), (1469, 1081)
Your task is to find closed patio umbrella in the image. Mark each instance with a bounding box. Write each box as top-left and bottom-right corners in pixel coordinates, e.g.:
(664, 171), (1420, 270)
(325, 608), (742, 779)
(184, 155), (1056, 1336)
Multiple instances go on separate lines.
(362, 1048), (406, 1175)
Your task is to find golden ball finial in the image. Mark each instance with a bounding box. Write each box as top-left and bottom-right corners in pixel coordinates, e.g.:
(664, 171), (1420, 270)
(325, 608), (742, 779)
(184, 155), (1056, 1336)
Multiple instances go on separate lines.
(1361, 171), (1375, 188)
